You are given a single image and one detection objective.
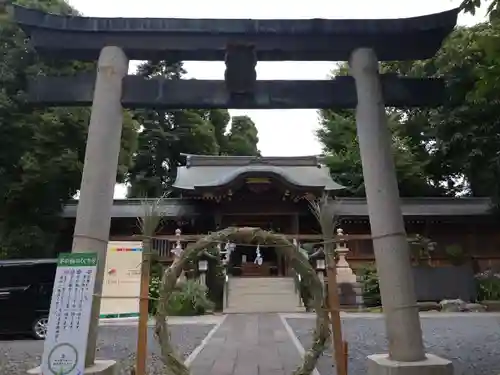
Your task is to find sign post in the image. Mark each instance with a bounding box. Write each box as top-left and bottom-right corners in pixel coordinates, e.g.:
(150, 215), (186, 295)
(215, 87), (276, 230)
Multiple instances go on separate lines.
(100, 242), (142, 318)
(41, 253), (98, 375)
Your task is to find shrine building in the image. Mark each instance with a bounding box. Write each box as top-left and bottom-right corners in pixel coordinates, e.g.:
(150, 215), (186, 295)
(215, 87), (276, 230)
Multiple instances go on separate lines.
(58, 154), (500, 275)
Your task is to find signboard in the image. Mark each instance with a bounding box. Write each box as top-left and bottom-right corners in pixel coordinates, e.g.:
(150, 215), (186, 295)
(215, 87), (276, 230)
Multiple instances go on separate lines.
(100, 241), (142, 318)
(41, 253), (98, 375)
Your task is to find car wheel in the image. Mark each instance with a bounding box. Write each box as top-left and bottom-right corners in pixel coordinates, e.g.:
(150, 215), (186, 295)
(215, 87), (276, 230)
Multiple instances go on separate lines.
(32, 316), (49, 340)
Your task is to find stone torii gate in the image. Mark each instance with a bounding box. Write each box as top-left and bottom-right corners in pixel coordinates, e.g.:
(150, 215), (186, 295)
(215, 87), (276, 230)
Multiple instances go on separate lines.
(11, 5), (458, 375)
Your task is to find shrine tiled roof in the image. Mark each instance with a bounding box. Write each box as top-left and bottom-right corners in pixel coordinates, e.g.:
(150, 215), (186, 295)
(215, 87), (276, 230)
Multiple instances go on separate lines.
(172, 155), (344, 191)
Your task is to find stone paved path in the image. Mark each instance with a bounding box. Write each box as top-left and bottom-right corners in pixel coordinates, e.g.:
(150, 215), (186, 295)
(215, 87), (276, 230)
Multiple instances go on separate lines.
(189, 314), (302, 375)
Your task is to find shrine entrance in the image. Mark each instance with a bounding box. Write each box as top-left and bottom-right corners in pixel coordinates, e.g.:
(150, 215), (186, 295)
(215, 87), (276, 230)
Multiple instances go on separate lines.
(228, 244), (281, 277)
(221, 214), (293, 277)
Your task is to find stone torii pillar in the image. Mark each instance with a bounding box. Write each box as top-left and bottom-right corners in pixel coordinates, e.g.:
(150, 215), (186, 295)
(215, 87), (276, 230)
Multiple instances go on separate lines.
(73, 46), (128, 373)
(349, 48), (453, 375)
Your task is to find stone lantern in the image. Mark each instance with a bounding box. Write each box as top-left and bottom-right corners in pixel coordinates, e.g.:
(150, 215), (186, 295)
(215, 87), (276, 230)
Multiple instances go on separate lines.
(334, 228), (363, 308)
(335, 228), (356, 284)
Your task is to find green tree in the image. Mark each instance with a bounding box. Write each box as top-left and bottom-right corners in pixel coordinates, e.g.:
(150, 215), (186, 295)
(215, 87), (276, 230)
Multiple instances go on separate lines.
(222, 115), (260, 156)
(209, 109), (231, 153)
(320, 20), (500, 201)
(317, 108), (444, 197)
(127, 61), (261, 197)
(0, 0), (138, 259)
(382, 23), (500, 200)
(461, 0), (499, 18)
(127, 61), (228, 197)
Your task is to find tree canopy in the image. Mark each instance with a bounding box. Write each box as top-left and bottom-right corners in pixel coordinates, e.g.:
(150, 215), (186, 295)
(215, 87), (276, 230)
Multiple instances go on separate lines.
(127, 61), (260, 198)
(317, 109), (444, 197)
(318, 17), (500, 200)
(222, 115), (260, 156)
(461, 0), (499, 18)
(0, 0), (138, 259)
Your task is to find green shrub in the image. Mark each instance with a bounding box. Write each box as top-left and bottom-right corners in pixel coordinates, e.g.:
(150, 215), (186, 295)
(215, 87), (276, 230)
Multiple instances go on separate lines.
(475, 270), (500, 301)
(166, 280), (215, 316)
(148, 275), (161, 315)
(149, 277), (215, 316)
(359, 264), (381, 307)
(408, 234), (435, 264)
(148, 260), (164, 315)
(445, 244), (466, 265)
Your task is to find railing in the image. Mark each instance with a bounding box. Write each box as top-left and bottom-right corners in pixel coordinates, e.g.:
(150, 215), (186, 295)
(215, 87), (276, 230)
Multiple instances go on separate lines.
(152, 238), (171, 259)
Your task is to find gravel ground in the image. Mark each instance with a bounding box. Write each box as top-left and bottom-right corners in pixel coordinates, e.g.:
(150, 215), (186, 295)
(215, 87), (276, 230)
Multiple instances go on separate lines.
(287, 316), (500, 375)
(0, 324), (214, 375)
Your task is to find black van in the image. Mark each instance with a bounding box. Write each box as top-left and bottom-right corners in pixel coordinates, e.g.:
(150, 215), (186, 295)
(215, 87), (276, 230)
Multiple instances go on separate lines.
(0, 258), (57, 339)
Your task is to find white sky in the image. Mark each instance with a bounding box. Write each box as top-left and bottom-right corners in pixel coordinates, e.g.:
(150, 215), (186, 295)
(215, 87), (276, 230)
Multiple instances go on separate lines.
(66, 0), (487, 198)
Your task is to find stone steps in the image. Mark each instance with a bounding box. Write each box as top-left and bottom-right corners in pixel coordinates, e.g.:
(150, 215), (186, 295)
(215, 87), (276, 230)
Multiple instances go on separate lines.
(224, 277), (305, 313)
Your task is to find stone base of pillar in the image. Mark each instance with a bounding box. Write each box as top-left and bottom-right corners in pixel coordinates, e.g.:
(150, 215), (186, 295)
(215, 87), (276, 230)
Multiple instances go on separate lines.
(28, 360), (118, 375)
(367, 354), (453, 375)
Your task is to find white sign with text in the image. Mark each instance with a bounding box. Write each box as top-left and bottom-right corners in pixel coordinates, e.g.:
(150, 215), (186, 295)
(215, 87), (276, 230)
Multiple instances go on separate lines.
(41, 253), (98, 375)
